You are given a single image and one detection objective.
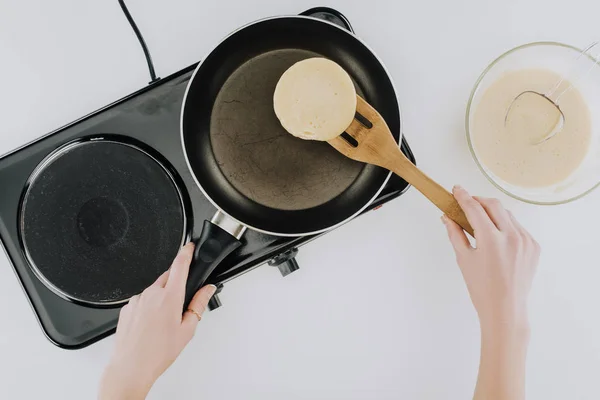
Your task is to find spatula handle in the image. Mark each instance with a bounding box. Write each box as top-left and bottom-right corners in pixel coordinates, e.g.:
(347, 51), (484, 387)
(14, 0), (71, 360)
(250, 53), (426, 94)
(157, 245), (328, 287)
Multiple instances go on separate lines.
(389, 157), (474, 237)
(328, 95), (473, 236)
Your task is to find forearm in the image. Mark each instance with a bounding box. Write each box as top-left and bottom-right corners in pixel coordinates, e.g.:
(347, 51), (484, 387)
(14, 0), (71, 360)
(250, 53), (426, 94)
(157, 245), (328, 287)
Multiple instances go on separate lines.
(474, 319), (530, 400)
(98, 364), (151, 400)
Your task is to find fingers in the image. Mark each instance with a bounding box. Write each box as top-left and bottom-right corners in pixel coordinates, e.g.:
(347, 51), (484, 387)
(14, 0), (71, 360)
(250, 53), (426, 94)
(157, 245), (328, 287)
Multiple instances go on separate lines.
(442, 215), (471, 254)
(180, 285), (217, 342)
(508, 211), (540, 248)
(150, 269), (171, 288)
(508, 212), (541, 270)
(507, 211), (527, 235)
(473, 196), (513, 231)
(117, 294), (140, 333)
(166, 242), (195, 295)
(453, 186), (497, 235)
(117, 304), (132, 333)
(128, 294), (140, 308)
(184, 285), (216, 324)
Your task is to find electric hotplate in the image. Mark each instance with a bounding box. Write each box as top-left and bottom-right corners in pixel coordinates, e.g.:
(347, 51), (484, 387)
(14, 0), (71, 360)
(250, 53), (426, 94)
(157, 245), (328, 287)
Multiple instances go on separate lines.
(0, 7), (415, 348)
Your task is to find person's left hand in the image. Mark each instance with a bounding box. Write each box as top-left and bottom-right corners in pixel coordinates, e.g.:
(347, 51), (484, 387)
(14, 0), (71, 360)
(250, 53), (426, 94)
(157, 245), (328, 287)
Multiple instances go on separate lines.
(98, 243), (216, 400)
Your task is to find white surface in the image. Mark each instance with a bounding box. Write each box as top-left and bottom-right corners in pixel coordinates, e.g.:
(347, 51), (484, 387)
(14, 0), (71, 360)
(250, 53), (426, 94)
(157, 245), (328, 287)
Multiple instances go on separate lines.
(0, 0), (599, 399)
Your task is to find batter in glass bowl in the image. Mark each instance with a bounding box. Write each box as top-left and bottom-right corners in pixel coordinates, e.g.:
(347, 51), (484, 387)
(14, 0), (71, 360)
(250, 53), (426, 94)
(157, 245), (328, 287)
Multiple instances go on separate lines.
(472, 68), (591, 188)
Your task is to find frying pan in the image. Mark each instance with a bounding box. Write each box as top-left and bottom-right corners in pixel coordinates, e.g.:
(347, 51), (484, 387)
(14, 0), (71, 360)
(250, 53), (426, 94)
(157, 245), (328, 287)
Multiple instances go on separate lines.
(180, 15), (402, 307)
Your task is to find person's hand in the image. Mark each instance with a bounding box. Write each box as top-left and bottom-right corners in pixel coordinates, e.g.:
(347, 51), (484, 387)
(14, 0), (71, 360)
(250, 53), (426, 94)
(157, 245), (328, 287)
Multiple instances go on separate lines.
(98, 243), (216, 400)
(442, 186), (540, 328)
(442, 186), (540, 400)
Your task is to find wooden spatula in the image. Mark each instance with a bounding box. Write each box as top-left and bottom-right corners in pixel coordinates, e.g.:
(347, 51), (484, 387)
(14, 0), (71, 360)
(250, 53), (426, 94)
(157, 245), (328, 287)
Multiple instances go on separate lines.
(328, 95), (474, 237)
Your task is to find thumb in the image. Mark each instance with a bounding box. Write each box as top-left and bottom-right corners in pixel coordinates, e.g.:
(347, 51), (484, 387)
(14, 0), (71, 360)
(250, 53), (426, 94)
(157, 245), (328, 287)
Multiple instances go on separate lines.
(442, 215), (471, 256)
(180, 285), (217, 342)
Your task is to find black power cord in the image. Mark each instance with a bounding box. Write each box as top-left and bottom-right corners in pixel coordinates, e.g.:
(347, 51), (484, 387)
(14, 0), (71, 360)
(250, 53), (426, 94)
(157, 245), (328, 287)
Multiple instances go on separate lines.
(118, 0), (160, 84)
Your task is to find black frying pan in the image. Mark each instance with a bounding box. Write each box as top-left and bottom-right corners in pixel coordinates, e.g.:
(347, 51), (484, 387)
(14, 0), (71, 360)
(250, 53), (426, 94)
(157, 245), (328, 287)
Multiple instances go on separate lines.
(180, 15), (402, 307)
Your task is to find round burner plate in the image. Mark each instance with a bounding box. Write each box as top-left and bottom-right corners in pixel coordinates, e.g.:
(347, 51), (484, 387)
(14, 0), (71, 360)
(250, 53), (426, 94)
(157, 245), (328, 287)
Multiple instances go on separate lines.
(19, 137), (187, 306)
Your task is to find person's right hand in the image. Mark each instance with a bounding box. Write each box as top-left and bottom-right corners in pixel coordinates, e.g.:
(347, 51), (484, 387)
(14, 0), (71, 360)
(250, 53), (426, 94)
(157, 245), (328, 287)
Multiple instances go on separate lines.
(442, 186), (540, 400)
(442, 186), (540, 328)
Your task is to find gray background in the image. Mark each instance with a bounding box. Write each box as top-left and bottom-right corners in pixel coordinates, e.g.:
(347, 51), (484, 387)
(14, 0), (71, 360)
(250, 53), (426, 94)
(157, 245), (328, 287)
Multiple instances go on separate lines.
(0, 0), (598, 398)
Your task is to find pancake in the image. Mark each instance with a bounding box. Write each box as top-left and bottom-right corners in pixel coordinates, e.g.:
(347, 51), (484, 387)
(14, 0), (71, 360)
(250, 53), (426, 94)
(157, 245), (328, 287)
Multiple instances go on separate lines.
(273, 57), (356, 141)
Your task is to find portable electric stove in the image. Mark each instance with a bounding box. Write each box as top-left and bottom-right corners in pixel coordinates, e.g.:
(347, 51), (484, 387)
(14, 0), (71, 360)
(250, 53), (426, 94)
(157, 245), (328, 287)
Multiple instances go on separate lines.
(0, 7), (415, 348)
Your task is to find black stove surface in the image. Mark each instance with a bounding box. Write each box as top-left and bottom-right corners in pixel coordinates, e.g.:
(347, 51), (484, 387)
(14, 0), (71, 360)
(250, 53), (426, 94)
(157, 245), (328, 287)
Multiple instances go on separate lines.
(0, 7), (415, 348)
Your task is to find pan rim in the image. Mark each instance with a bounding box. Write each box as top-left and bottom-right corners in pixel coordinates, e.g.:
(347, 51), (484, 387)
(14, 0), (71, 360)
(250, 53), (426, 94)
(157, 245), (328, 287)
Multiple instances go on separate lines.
(180, 14), (404, 237)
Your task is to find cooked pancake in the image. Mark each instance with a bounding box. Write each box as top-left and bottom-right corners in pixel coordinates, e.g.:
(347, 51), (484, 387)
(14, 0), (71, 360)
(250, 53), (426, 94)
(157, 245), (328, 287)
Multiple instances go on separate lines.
(274, 57), (356, 141)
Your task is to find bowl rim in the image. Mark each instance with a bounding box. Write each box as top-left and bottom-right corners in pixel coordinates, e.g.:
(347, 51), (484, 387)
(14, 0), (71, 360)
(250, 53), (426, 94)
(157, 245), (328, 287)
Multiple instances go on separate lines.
(465, 41), (600, 205)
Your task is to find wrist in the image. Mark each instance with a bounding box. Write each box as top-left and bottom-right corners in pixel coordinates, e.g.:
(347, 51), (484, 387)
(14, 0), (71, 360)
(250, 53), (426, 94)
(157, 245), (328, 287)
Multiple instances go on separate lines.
(480, 312), (530, 347)
(479, 302), (530, 332)
(99, 363), (152, 400)
(476, 312), (530, 400)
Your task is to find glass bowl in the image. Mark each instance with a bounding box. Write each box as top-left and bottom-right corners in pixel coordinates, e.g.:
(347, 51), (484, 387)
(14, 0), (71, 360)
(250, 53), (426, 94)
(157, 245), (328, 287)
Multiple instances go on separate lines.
(466, 41), (600, 204)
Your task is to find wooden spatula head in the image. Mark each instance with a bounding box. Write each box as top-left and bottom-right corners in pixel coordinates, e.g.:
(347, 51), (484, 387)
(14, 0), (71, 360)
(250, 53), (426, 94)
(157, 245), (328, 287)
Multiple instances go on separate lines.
(328, 95), (399, 168)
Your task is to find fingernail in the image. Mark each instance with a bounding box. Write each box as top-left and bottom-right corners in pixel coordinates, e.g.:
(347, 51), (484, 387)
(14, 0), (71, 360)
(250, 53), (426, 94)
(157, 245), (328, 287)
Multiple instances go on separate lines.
(453, 185), (463, 192)
(207, 284), (217, 296)
(441, 215), (448, 225)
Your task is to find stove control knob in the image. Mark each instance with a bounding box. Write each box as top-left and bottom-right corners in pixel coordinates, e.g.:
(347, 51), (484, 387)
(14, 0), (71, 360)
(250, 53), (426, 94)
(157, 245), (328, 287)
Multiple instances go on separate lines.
(269, 248), (300, 277)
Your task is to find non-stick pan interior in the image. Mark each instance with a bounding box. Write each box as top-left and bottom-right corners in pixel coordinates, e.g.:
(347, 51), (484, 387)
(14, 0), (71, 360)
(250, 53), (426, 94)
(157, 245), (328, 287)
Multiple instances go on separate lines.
(182, 16), (401, 235)
(211, 48), (366, 211)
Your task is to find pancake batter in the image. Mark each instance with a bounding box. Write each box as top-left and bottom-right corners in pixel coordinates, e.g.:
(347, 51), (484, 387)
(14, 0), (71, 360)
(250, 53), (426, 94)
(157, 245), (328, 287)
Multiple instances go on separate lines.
(472, 69), (591, 187)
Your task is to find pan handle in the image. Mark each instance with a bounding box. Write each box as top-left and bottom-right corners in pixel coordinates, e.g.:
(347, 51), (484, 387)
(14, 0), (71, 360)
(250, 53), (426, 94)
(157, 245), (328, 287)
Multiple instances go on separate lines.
(183, 212), (246, 309)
